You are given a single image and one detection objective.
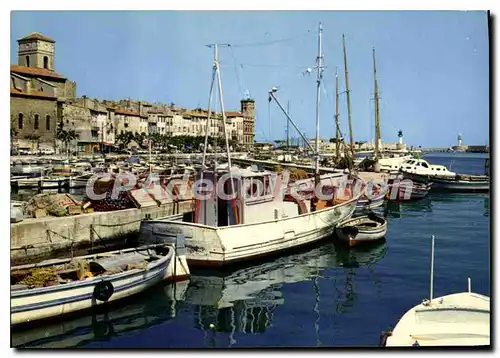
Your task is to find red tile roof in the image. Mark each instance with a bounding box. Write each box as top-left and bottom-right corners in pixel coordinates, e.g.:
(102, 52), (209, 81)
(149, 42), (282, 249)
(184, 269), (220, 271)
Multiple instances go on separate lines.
(18, 33), (55, 43)
(11, 65), (66, 80)
(226, 112), (243, 117)
(10, 88), (57, 100)
(114, 108), (148, 118)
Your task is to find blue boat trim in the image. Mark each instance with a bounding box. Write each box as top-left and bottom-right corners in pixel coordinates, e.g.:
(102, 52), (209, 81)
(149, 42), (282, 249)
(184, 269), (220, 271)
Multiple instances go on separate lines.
(11, 251), (173, 299)
(11, 260), (169, 314)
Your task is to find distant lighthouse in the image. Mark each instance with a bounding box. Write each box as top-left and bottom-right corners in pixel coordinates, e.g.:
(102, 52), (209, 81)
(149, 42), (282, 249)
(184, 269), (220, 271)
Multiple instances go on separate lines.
(452, 133), (468, 152)
(396, 130), (404, 150)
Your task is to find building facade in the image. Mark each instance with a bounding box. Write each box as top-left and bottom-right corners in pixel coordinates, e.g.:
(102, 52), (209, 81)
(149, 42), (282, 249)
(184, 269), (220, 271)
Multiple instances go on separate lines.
(10, 32), (256, 153)
(10, 32), (77, 151)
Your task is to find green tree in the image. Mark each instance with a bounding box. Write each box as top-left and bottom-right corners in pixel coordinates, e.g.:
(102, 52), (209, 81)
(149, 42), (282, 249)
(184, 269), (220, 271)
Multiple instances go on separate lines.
(115, 131), (134, 150)
(56, 120), (79, 155)
(10, 114), (18, 150)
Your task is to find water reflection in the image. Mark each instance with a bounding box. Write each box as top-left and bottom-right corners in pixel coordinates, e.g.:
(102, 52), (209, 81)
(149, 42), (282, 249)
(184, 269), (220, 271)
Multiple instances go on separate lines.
(185, 241), (387, 343)
(384, 197), (433, 219)
(11, 281), (188, 348)
(11, 241), (388, 348)
(384, 193), (490, 219)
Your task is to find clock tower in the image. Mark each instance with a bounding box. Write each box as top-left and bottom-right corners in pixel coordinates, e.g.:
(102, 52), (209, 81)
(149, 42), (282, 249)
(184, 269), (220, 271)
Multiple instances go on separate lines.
(17, 32), (55, 71)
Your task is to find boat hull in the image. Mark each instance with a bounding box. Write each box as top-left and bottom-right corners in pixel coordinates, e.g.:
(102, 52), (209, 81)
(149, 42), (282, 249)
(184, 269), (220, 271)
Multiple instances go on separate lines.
(11, 244), (189, 326)
(402, 171), (489, 192)
(356, 193), (386, 211)
(431, 178), (489, 192)
(384, 292), (490, 347)
(140, 198), (359, 267)
(335, 216), (387, 246)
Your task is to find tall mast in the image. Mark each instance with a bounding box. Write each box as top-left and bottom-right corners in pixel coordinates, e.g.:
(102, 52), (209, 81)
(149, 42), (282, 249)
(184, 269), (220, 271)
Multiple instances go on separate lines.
(373, 47), (382, 159)
(314, 22), (324, 179)
(342, 34), (355, 158)
(286, 101), (290, 156)
(335, 67), (340, 162)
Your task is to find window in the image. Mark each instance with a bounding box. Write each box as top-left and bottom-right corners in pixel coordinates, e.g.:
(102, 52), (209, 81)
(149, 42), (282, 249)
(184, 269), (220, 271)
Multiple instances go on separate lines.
(18, 113), (23, 129)
(25, 56), (30, 67)
(43, 56), (49, 69)
(46, 115), (50, 130)
(34, 114), (39, 130)
(421, 162), (429, 168)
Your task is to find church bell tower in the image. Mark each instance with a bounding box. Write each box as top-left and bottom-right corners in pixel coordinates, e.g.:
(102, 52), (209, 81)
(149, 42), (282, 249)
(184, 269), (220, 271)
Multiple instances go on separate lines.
(17, 32), (56, 71)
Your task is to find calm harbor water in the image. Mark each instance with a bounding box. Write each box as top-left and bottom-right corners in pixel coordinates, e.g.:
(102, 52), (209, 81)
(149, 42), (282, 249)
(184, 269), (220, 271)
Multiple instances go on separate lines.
(11, 153), (490, 348)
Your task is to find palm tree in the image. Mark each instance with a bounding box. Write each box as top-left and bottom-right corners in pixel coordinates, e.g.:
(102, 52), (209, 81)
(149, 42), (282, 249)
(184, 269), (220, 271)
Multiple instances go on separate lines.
(56, 121), (79, 156)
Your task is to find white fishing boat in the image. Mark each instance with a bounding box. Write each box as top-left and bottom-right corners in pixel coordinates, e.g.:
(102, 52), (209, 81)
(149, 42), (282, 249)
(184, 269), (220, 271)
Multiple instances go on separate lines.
(11, 240), (190, 326)
(381, 235), (490, 347)
(335, 214), (387, 246)
(140, 24), (362, 267)
(141, 165), (362, 267)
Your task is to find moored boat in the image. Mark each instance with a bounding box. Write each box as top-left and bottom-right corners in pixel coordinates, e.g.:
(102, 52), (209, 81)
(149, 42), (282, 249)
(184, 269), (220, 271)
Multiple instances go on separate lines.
(402, 171), (489, 192)
(356, 191), (386, 211)
(380, 235), (490, 347)
(430, 174), (489, 192)
(386, 181), (432, 201)
(11, 241), (190, 327)
(140, 165), (363, 267)
(335, 214), (387, 246)
(139, 27), (363, 267)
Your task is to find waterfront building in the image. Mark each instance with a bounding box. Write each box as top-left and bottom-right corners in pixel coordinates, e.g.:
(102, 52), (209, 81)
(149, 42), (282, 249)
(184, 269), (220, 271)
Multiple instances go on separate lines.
(10, 32), (257, 153)
(10, 32), (77, 151)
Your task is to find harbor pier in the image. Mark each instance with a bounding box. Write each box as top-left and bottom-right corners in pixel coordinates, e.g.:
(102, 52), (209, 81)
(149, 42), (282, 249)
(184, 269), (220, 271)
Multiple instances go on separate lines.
(10, 199), (192, 264)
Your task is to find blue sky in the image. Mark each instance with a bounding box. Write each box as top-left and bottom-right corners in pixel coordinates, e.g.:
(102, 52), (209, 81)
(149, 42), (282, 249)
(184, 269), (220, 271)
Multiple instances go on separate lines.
(11, 11), (489, 147)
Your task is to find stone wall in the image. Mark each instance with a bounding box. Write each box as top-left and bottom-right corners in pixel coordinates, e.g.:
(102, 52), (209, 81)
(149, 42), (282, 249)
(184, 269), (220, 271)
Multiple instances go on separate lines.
(11, 96), (57, 148)
(11, 200), (193, 264)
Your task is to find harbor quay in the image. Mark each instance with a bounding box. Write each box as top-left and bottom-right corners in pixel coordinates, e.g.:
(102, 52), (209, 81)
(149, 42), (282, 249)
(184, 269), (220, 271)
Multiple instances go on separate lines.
(11, 199), (192, 265)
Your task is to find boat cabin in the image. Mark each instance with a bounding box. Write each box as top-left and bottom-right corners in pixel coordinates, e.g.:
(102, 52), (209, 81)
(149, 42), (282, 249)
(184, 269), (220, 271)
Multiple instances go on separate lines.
(401, 159), (455, 177)
(191, 166), (351, 227)
(192, 166), (309, 227)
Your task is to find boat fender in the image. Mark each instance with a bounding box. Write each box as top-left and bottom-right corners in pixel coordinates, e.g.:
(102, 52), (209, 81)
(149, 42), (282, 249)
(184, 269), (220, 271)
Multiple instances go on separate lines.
(93, 281), (114, 302)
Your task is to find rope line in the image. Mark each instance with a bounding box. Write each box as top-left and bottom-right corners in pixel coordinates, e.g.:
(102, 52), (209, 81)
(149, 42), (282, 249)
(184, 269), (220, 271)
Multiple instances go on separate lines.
(228, 46), (244, 98)
(229, 31), (317, 48)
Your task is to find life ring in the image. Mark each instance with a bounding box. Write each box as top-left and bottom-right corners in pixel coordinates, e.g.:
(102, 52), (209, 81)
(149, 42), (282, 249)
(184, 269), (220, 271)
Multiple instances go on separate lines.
(93, 281), (114, 302)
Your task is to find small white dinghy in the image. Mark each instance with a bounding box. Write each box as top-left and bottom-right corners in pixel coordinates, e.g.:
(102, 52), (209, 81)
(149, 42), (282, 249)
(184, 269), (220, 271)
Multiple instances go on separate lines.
(335, 214), (387, 246)
(11, 240), (190, 327)
(381, 235), (490, 347)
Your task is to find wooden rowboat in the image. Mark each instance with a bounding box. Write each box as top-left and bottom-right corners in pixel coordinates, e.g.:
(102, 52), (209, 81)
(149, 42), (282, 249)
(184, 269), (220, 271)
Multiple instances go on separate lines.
(335, 214), (387, 246)
(11, 241), (190, 327)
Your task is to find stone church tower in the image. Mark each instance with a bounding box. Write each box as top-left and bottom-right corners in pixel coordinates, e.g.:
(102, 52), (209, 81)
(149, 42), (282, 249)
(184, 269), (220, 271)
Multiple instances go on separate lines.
(17, 32), (55, 71)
